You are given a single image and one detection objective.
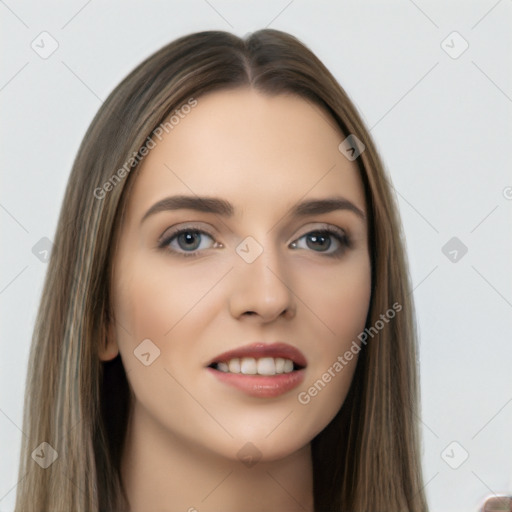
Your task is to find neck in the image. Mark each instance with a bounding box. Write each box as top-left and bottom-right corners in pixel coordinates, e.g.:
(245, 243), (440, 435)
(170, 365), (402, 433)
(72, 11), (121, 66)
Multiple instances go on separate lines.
(120, 401), (314, 512)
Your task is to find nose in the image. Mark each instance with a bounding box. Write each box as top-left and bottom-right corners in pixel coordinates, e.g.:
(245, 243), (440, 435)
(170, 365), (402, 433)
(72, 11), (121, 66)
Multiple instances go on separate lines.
(228, 238), (296, 323)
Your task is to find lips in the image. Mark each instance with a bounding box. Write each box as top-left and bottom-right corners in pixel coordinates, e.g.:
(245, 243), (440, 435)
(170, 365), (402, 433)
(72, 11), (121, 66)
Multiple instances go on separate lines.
(206, 342), (307, 398)
(207, 342), (307, 369)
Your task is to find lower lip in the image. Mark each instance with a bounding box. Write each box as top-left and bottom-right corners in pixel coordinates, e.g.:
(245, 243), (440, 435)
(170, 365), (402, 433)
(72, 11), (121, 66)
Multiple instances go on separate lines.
(207, 367), (306, 398)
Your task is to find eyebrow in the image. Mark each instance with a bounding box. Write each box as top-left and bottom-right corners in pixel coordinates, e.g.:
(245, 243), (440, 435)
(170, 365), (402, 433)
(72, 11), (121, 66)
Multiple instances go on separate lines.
(140, 195), (366, 224)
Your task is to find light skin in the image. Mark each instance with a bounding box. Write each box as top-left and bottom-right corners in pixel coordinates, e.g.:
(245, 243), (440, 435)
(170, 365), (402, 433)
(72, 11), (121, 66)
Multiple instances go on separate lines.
(99, 87), (372, 511)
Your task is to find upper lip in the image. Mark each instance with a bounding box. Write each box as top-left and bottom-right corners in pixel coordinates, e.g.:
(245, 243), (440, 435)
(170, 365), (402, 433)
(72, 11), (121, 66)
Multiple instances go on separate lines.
(207, 342), (307, 368)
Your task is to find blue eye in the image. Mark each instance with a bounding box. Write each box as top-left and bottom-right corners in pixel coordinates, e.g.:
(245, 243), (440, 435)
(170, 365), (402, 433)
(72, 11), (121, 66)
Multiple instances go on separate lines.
(290, 228), (350, 257)
(159, 228), (216, 257)
(158, 225), (351, 258)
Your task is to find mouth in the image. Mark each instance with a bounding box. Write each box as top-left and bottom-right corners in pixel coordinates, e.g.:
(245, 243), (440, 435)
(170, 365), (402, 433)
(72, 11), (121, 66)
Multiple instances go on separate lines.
(206, 342), (307, 398)
(208, 357), (304, 375)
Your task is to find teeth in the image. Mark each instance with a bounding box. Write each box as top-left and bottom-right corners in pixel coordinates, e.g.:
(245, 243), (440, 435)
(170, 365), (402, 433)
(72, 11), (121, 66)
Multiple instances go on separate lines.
(215, 357), (297, 375)
(283, 359), (293, 373)
(228, 358), (241, 373)
(240, 357), (257, 375)
(217, 361), (229, 373)
(257, 357), (276, 376)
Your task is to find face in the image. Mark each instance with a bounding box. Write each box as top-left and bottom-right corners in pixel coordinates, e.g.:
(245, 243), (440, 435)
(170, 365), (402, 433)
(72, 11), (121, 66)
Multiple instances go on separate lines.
(101, 87), (371, 462)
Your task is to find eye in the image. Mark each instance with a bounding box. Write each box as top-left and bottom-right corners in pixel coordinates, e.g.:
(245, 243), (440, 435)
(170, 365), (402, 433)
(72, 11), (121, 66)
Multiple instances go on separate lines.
(158, 227), (220, 257)
(289, 226), (350, 257)
(158, 224), (351, 258)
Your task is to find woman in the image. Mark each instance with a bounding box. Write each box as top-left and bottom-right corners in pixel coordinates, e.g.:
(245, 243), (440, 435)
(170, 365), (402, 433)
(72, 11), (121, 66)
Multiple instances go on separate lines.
(15, 29), (429, 511)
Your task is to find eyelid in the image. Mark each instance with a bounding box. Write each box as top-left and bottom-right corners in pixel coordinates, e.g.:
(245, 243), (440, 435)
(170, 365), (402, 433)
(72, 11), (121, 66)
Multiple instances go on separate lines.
(157, 222), (216, 245)
(291, 222), (347, 242)
(158, 221), (347, 244)
(157, 221), (351, 258)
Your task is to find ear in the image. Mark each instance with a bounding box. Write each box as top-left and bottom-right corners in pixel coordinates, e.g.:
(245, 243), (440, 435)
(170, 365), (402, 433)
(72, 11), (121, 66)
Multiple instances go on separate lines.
(98, 314), (120, 362)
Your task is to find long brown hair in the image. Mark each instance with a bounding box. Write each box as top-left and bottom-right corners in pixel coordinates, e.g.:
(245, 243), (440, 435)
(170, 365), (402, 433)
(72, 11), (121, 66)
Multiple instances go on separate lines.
(15, 29), (428, 511)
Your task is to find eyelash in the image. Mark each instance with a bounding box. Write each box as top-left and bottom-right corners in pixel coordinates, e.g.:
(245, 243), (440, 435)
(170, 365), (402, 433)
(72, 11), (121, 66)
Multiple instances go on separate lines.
(158, 224), (351, 259)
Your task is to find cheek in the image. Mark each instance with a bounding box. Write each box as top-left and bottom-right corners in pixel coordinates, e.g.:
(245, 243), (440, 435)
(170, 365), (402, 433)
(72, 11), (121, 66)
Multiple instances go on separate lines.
(113, 255), (222, 346)
(296, 252), (372, 345)
(111, 255), (231, 385)
(113, 275), (173, 354)
(328, 266), (372, 342)
(110, 257), (215, 425)
(291, 255), (371, 429)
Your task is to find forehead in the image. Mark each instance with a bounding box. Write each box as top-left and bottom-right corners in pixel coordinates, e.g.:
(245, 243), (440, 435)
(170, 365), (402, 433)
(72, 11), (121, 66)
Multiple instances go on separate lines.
(125, 87), (366, 221)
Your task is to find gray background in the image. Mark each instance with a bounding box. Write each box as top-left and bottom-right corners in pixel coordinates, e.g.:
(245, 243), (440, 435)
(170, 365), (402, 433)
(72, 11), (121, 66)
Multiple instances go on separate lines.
(1, 1), (511, 510)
